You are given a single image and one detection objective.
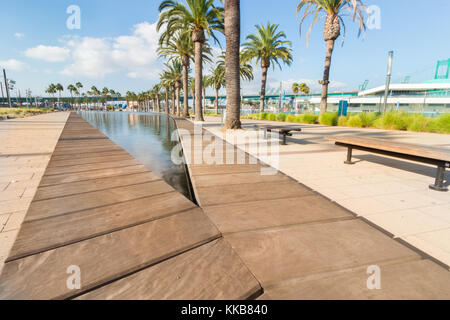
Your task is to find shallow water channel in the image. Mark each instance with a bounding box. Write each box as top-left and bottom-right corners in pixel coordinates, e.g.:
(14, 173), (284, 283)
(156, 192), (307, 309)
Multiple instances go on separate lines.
(79, 111), (194, 201)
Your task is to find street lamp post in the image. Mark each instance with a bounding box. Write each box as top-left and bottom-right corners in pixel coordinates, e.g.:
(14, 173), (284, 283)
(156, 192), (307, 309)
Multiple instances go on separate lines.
(383, 51), (394, 114)
(3, 69), (12, 108)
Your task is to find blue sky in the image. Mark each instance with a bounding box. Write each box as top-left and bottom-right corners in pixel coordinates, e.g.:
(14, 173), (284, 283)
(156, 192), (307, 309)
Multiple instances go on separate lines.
(1, 0), (449, 97)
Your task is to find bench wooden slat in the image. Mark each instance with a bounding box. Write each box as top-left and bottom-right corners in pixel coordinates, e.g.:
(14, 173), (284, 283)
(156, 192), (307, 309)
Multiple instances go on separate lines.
(327, 136), (450, 163)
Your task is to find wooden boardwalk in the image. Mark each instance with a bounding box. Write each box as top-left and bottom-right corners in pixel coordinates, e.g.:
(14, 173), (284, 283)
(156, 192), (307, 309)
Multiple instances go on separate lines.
(0, 113), (261, 299)
(175, 118), (450, 299)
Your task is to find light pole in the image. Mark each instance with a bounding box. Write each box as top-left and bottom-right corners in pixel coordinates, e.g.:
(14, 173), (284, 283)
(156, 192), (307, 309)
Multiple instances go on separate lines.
(3, 69), (12, 108)
(383, 51), (394, 114)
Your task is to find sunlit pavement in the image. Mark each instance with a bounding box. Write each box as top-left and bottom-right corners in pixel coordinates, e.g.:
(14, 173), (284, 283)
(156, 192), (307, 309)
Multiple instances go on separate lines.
(0, 112), (69, 274)
(201, 116), (450, 269)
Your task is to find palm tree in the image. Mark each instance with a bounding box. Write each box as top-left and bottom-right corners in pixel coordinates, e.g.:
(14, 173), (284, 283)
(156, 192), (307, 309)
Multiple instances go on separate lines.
(158, 0), (224, 121)
(152, 84), (162, 112)
(55, 83), (64, 107)
(160, 70), (171, 114)
(67, 84), (76, 108)
(224, 0), (241, 128)
(208, 65), (225, 115)
(102, 87), (109, 109)
(76, 82), (83, 109)
(297, 0), (367, 114)
(242, 23), (293, 113)
(45, 84), (57, 107)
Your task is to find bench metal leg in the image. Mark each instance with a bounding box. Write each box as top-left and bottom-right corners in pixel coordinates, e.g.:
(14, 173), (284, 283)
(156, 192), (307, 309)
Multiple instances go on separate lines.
(344, 147), (356, 165)
(282, 133), (287, 145)
(429, 165), (448, 192)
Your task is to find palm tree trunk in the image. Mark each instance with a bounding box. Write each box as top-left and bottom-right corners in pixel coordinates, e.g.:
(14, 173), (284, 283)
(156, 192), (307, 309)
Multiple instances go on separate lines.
(176, 85), (181, 116)
(224, 0), (241, 129)
(260, 65), (268, 113)
(194, 40), (204, 121)
(320, 39), (335, 114)
(182, 63), (189, 117)
(171, 89), (176, 115)
(215, 87), (219, 115)
(165, 88), (169, 114)
(156, 95), (161, 113)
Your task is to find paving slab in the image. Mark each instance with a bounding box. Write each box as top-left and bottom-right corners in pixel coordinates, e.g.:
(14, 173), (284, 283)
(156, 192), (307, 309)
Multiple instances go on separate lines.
(76, 239), (261, 300)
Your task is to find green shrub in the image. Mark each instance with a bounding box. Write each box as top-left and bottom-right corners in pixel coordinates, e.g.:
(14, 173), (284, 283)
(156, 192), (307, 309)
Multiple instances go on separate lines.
(302, 114), (319, 124)
(406, 114), (431, 132)
(319, 112), (338, 126)
(338, 116), (348, 126)
(359, 112), (380, 127)
(267, 113), (276, 121)
(381, 111), (408, 130)
(276, 113), (286, 122)
(428, 113), (450, 134)
(285, 114), (296, 123)
(347, 115), (363, 128)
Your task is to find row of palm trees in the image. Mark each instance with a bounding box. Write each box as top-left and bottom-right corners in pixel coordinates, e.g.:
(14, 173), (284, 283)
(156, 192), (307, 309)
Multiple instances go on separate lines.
(45, 83), (121, 109)
(45, 1), (367, 127)
(152, 0), (367, 129)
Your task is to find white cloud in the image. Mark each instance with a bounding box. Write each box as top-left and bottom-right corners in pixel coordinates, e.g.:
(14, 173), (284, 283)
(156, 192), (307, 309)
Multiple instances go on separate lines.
(14, 32), (25, 39)
(61, 22), (162, 79)
(0, 59), (29, 71)
(24, 45), (70, 62)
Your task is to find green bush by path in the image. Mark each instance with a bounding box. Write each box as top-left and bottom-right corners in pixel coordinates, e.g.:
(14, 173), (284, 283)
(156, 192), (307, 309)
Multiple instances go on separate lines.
(319, 112), (338, 126)
(276, 113), (286, 122)
(347, 115), (363, 128)
(428, 113), (450, 134)
(243, 111), (449, 134)
(338, 116), (348, 126)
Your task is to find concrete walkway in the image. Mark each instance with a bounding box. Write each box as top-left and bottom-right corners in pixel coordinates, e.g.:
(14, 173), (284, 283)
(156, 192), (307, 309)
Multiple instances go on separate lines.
(201, 116), (450, 269)
(0, 112), (69, 274)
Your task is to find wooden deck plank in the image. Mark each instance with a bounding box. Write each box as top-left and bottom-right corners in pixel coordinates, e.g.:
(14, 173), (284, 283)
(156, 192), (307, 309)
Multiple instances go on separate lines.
(224, 219), (420, 286)
(76, 239), (261, 300)
(263, 259), (450, 300)
(0, 208), (220, 300)
(39, 164), (148, 186)
(25, 180), (174, 222)
(203, 195), (354, 234)
(44, 159), (141, 176)
(34, 172), (160, 200)
(47, 154), (136, 168)
(194, 181), (315, 207)
(327, 135), (450, 162)
(8, 191), (196, 261)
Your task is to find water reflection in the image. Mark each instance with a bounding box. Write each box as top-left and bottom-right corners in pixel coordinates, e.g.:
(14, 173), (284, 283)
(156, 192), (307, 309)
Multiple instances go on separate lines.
(79, 111), (192, 200)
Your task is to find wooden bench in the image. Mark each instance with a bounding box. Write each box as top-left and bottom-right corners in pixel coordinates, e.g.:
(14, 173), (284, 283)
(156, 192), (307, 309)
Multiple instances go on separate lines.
(327, 135), (450, 192)
(255, 125), (302, 145)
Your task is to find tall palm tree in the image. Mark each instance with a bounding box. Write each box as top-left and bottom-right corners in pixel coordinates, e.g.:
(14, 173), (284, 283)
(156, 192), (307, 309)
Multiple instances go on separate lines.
(76, 82), (83, 109)
(67, 84), (76, 108)
(45, 84), (57, 107)
(160, 70), (171, 114)
(152, 84), (162, 112)
(158, 0), (224, 121)
(297, 0), (367, 114)
(224, 0), (241, 129)
(55, 83), (64, 107)
(242, 23), (293, 113)
(208, 65), (225, 115)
